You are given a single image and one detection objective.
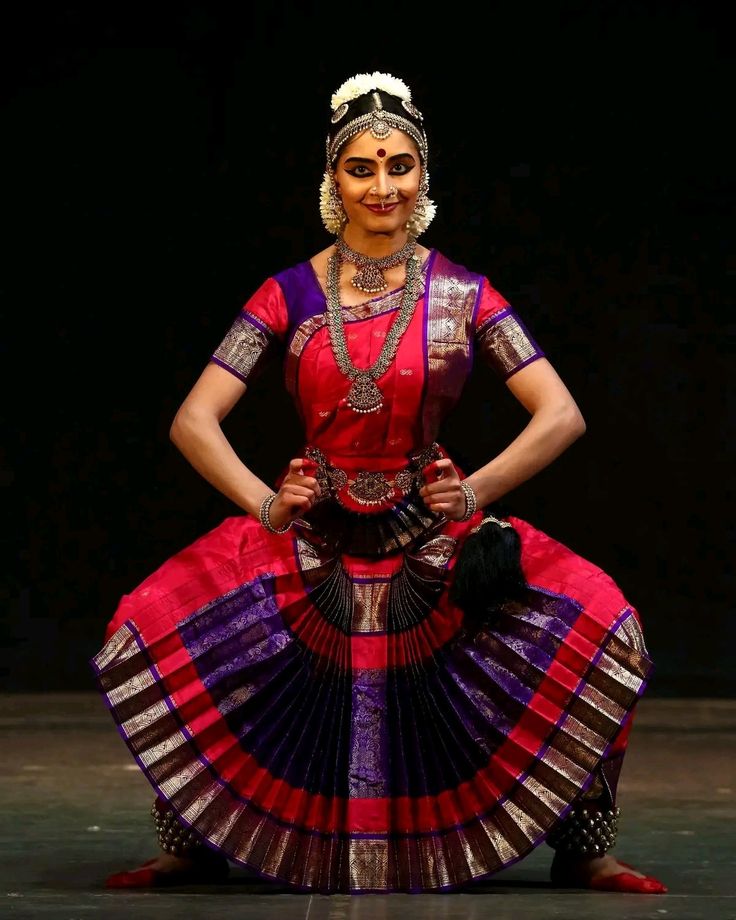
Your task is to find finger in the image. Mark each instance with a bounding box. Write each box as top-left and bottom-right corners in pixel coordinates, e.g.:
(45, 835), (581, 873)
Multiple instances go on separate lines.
(422, 460), (444, 484)
(281, 484), (317, 499)
(300, 459), (319, 477)
(421, 480), (462, 497)
(423, 458), (457, 484)
(284, 475), (321, 497)
(423, 490), (461, 506)
(435, 458), (460, 480)
(282, 497), (312, 518)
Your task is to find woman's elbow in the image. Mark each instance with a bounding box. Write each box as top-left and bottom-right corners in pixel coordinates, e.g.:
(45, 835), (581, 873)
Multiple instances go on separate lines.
(169, 411), (186, 447)
(564, 403), (587, 438)
(169, 404), (207, 447)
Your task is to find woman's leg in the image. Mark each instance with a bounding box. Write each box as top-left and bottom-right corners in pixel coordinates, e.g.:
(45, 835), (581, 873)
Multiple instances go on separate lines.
(547, 710), (667, 893)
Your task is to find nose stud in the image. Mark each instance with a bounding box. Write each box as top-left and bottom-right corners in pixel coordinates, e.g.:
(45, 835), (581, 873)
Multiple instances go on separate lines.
(370, 185), (398, 198)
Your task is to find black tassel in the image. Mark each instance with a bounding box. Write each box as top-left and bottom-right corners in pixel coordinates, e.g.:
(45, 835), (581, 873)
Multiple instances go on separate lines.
(449, 501), (528, 635)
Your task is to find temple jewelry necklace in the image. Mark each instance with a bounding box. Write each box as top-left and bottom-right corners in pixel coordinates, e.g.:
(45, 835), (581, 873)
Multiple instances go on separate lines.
(326, 249), (420, 414)
(335, 234), (417, 294)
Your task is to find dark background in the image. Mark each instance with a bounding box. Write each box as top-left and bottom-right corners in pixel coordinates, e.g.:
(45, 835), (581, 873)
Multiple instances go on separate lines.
(2, 1), (733, 694)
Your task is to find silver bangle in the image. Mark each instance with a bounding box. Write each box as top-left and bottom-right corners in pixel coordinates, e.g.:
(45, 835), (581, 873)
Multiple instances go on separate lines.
(259, 492), (292, 534)
(459, 480), (477, 521)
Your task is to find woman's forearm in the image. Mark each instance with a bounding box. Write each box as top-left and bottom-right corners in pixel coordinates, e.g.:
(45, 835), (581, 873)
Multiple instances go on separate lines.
(464, 405), (586, 508)
(169, 408), (273, 517)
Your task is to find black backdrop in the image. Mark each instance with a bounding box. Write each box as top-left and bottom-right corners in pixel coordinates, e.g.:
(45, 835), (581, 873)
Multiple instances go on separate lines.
(3, 2), (733, 694)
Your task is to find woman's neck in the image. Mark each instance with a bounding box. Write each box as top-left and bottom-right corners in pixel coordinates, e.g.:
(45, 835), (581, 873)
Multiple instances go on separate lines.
(340, 227), (410, 258)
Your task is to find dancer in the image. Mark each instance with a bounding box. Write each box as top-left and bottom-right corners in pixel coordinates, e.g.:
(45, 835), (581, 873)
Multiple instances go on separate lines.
(95, 71), (666, 894)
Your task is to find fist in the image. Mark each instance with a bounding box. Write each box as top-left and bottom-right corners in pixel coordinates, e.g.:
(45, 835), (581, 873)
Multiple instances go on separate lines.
(268, 458), (322, 529)
(418, 458), (467, 521)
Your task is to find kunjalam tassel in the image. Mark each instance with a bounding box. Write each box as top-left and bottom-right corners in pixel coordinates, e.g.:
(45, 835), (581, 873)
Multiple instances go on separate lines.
(449, 506), (528, 633)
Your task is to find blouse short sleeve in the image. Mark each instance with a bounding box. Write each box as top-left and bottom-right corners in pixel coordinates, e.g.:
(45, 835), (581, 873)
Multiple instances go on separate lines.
(473, 277), (546, 381)
(210, 277), (289, 385)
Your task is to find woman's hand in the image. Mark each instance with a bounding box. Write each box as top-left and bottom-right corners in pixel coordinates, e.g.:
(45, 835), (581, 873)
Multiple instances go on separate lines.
(418, 458), (468, 521)
(268, 458), (322, 530)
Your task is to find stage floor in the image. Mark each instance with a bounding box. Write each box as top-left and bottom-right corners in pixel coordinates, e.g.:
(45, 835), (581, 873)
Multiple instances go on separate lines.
(1, 694), (734, 919)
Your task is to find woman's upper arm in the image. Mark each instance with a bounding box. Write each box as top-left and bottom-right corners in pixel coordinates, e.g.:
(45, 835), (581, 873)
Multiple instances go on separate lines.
(503, 357), (584, 422)
(473, 276), (584, 421)
(175, 276), (290, 423)
(175, 361), (249, 423)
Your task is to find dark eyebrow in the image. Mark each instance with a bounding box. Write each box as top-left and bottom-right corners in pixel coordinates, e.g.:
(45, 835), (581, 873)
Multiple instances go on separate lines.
(343, 153), (417, 164)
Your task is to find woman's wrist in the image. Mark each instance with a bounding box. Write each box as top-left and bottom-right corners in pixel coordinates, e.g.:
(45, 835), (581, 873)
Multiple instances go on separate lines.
(463, 472), (506, 510)
(259, 491), (292, 534)
(459, 480), (477, 521)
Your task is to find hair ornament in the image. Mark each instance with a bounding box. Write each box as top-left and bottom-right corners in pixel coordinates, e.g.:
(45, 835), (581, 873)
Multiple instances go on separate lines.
(331, 103), (349, 124)
(401, 99), (423, 121)
(320, 71), (436, 237)
(330, 72), (412, 111)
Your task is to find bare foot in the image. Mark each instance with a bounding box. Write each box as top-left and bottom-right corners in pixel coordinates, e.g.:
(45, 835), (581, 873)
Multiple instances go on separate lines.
(553, 853), (645, 882)
(551, 852), (667, 893)
(105, 850), (229, 888)
(131, 853), (197, 874)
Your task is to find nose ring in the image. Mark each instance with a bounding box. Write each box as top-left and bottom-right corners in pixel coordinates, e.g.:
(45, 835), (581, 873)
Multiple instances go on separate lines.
(370, 185), (398, 198)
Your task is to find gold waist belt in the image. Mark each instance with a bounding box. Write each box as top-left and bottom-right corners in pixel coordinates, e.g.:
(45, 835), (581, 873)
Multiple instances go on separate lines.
(304, 442), (444, 509)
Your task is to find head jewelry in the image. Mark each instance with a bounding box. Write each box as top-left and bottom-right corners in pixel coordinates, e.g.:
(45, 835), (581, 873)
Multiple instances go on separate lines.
(319, 71), (436, 237)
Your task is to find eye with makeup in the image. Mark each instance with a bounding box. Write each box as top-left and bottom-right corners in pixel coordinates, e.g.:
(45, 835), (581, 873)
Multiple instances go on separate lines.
(344, 161), (415, 178)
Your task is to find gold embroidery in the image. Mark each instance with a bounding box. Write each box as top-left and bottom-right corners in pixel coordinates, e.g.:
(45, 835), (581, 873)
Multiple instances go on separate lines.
(353, 582), (390, 632)
(476, 312), (542, 378)
(420, 254), (481, 443)
(212, 314), (274, 382)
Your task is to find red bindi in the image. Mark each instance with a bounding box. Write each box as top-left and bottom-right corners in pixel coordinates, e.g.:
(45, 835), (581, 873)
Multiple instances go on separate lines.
(376, 148), (386, 158)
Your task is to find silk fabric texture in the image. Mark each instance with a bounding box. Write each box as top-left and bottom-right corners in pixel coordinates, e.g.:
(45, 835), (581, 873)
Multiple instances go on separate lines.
(91, 250), (652, 893)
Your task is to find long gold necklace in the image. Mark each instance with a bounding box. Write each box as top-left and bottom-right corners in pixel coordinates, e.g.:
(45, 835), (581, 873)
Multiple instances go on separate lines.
(325, 248), (420, 414)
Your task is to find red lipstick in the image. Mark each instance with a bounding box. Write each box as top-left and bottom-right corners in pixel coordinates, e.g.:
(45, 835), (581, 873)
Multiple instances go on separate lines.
(364, 203), (399, 214)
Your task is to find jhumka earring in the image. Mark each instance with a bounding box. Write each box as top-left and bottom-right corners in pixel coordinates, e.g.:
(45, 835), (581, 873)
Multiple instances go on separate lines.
(406, 170), (436, 237)
(320, 171), (347, 235)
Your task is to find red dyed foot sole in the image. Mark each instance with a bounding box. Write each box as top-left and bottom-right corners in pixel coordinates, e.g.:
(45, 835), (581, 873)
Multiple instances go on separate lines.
(590, 859), (667, 894)
(590, 872), (668, 894)
(105, 857), (229, 888)
(105, 859), (159, 888)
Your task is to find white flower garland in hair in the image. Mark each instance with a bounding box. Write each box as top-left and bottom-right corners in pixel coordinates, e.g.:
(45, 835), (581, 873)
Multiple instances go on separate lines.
(319, 171), (343, 235)
(331, 71), (412, 112)
(321, 72), (436, 237)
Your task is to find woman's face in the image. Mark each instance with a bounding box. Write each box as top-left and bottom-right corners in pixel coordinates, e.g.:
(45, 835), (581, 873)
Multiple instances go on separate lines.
(334, 128), (422, 236)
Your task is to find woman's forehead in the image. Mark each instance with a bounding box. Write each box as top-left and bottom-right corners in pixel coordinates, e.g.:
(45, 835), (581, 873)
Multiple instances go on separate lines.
(339, 128), (419, 161)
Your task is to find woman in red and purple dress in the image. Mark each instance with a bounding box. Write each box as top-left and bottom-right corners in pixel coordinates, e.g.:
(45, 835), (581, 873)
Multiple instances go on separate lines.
(96, 72), (666, 894)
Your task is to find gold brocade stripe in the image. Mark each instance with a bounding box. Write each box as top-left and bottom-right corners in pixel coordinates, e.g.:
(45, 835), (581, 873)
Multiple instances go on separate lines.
(420, 253), (483, 444)
(475, 310), (544, 379)
(293, 530), (457, 633)
(93, 608), (652, 892)
(211, 313), (275, 383)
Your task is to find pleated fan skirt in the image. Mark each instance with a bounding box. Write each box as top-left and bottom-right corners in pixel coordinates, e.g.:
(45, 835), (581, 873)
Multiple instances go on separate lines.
(91, 510), (652, 893)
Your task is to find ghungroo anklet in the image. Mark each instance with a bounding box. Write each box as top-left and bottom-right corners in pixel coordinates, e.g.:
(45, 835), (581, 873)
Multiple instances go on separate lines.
(151, 801), (205, 856)
(547, 805), (621, 857)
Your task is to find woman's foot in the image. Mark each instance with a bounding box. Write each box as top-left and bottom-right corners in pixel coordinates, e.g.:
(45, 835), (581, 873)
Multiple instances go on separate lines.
(105, 850), (230, 888)
(550, 852), (667, 893)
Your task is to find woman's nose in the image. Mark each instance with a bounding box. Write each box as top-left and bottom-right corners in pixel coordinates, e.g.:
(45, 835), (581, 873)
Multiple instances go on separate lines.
(370, 177), (397, 198)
